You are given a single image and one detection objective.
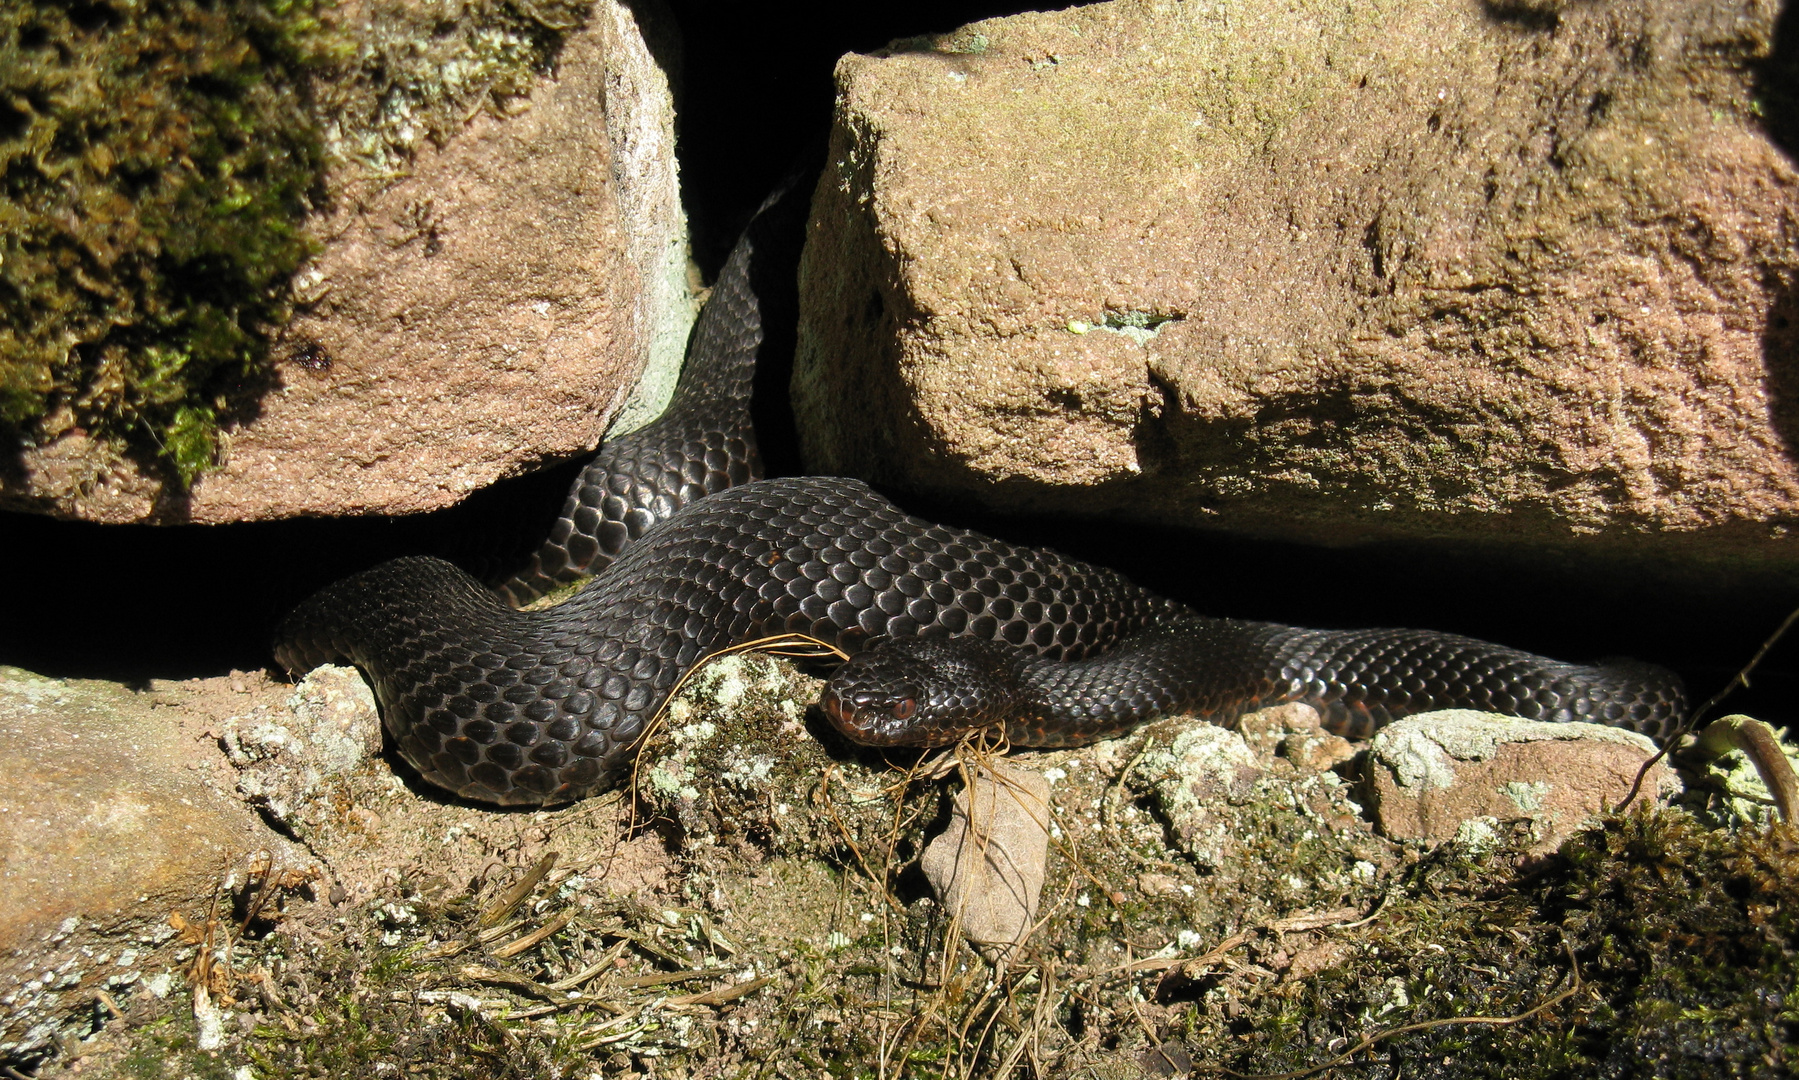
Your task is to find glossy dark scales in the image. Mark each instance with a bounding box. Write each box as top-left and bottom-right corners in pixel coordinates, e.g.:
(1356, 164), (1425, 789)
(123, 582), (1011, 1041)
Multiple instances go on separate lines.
(274, 181), (1689, 807)
(274, 476), (1183, 804)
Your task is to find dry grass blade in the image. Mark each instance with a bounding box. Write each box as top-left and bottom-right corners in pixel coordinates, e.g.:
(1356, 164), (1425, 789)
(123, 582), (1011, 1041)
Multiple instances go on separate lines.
(612, 968), (735, 989)
(479, 851), (558, 928)
(667, 976), (773, 1006)
(456, 964), (563, 1002)
(489, 907), (576, 958)
(547, 939), (630, 992)
(1108, 906), (1368, 977)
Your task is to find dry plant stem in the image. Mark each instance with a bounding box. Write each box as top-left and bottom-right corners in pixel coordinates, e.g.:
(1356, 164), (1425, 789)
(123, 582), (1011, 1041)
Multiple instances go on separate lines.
(457, 964), (563, 1001)
(1694, 715), (1799, 823)
(667, 975), (774, 1006)
(548, 940), (631, 991)
(1109, 906), (1367, 979)
(989, 963), (1055, 1079)
(490, 907), (576, 957)
(816, 766), (910, 917)
(610, 968), (732, 989)
(1617, 601), (1799, 814)
(1199, 938), (1586, 1080)
(1103, 734), (1156, 836)
(480, 851), (558, 927)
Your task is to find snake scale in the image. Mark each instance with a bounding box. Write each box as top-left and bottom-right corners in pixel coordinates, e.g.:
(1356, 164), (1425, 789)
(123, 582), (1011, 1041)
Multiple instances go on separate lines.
(274, 185), (1688, 807)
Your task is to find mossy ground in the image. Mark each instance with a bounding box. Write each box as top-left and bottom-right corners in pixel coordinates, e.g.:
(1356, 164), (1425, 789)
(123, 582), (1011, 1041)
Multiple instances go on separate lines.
(38, 658), (1799, 1079)
(0, 0), (592, 488)
(70, 809), (1799, 1080)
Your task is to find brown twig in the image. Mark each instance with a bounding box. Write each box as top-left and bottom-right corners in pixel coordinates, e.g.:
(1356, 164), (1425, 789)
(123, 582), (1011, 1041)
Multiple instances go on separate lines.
(479, 852), (558, 928)
(489, 907), (576, 958)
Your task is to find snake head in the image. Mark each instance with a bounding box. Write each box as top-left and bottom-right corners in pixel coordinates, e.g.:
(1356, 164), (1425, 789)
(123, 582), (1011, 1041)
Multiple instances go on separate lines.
(820, 637), (1020, 747)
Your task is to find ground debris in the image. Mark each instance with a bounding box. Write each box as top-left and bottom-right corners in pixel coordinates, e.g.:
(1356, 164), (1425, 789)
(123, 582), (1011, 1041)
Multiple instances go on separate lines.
(33, 657), (1797, 1080)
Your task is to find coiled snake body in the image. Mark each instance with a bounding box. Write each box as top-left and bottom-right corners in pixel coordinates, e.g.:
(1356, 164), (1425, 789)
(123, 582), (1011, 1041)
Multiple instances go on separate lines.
(275, 189), (1687, 806)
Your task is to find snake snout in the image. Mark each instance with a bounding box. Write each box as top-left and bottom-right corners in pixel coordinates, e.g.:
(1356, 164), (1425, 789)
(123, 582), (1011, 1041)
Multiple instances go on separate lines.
(821, 683), (923, 746)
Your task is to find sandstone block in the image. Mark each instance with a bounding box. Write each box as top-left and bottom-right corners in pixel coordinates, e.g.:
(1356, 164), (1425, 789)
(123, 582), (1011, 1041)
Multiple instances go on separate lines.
(795, 0), (1799, 569)
(8, 0), (693, 524)
(0, 668), (313, 1061)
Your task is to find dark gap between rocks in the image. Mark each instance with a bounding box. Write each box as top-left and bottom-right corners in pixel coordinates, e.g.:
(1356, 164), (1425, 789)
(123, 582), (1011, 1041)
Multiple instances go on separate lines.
(5, 0), (1796, 732)
(7, 477), (1798, 730)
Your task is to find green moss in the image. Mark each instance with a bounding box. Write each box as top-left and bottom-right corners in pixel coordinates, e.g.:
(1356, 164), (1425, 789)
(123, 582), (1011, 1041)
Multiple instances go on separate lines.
(114, 1017), (238, 1080)
(1193, 810), (1799, 1079)
(0, 0), (593, 489)
(0, 0), (330, 486)
(310, 0), (593, 186)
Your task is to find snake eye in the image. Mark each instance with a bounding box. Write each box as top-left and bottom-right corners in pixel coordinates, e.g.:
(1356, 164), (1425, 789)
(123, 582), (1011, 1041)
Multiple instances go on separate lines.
(891, 697), (916, 721)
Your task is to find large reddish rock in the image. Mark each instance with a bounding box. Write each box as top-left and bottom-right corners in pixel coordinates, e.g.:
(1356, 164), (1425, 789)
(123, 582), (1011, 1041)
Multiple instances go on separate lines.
(7, 0), (692, 524)
(0, 667), (316, 1061)
(794, 0), (1799, 569)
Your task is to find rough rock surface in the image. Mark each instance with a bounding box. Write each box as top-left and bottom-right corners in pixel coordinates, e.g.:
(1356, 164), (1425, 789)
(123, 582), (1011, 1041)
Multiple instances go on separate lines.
(920, 761), (1051, 956)
(222, 666), (385, 839)
(1364, 709), (1679, 851)
(7, 0), (693, 524)
(794, 0), (1799, 569)
(0, 667), (315, 1062)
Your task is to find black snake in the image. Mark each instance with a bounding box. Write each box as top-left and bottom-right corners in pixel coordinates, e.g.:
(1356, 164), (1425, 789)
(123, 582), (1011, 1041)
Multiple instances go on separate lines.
(274, 185), (1687, 806)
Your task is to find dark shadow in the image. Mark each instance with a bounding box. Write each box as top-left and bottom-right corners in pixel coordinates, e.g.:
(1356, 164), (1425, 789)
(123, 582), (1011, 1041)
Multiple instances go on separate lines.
(1477, 0), (1568, 33)
(1757, 0), (1799, 460)
(744, 154), (823, 481)
(1766, 274), (1799, 461)
(658, 1), (1050, 277)
(1, 455), (585, 682)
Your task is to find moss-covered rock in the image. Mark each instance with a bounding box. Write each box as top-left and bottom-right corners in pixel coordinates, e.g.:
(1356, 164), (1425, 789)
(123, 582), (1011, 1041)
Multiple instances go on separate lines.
(1174, 810), (1799, 1079)
(0, 0), (597, 490)
(0, 0), (329, 485)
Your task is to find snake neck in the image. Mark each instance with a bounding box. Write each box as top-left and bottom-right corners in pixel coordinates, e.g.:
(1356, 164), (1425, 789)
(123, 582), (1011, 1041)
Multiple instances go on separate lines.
(823, 614), (1689, 753)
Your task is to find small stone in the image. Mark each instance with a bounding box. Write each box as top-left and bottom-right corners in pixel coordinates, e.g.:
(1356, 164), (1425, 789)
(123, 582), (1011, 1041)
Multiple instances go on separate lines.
(1365, 710), (1681, 852)
(921, 761), (1051, 961)
(1136, 874), (1182, 897)
(1280, 732), (1357, 773)
(1238, 702), (1326, 759)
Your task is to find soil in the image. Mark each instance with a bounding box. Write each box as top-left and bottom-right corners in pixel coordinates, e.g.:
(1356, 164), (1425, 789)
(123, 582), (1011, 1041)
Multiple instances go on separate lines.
(23, 654), (1799, 1080)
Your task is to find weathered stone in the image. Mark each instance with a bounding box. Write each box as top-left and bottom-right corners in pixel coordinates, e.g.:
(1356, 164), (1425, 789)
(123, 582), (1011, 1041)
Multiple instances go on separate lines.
(0, 668), (315, 1062)
(1236, 702), (1357, 773)
(795, 0), (1799, 570)
(223, 666), (383, 839)
(6, 0), (693, 524)
(1133, 723), (1262, 869)
(1364, 710), (1679, 851)
(921, 761), (1051, 958)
